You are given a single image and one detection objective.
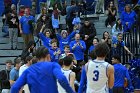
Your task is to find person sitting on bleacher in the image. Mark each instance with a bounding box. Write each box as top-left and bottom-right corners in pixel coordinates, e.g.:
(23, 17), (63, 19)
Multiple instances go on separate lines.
(121, 5), (136, 32)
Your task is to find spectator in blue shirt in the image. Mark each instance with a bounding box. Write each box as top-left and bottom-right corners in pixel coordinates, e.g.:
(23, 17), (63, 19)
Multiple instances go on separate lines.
(121, 5), (136, 32)
(113, 33), (132, 55)
(9, 57), (22, 86)
(49, 39), (61, 62)
(11, 46), (75, 93)
(112, 54), (133, 93)
(55, 27), (77, 53)
(39, 24), (52, 49)
(69, 34), (86, 66)
(88, 38), (99, 54)
(19, 8), (35, 47)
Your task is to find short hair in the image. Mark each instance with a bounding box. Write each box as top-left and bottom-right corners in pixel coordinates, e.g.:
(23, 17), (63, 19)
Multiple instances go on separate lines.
(5, 60), (12, 64)
(71, 0), (76, 5)
(112, 55), (121, 63)
(94, 43), (110, 57)
(14, 57), (21, 67)
(35, 46), (49, 59)
(25, 56), (33, 64)
(50, 39), (57, 44)
(63, 56), (73, 66)
(64, 45), (70, 49)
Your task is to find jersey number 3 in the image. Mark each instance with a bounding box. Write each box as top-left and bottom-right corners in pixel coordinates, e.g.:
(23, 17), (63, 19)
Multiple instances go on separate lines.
(93, 70), (99, 81)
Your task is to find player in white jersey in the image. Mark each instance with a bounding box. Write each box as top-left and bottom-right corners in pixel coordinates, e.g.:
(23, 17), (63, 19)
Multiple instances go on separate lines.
(58, 56), (76, 93)
(78, 43), (114, 93)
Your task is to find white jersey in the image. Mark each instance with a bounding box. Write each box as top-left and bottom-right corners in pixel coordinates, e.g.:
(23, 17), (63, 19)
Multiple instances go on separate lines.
(86, 60), (110, 93)
(57, 69), (72, 93)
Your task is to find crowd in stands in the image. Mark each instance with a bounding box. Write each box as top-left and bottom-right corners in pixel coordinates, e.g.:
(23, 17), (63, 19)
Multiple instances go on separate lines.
(0, 0), (140, 93)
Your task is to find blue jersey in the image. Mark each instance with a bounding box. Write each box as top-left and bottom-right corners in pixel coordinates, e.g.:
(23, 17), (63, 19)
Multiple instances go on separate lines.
(11, 62), (74, 93)
(113, 63), (132, 87)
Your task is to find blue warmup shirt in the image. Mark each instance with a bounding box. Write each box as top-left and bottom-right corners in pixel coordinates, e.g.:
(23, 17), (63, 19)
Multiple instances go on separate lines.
(11, 62), (74, 93)
(70, 40), (86, 60)
(56, 31), (76, 52)
(39, 32), (51, 49)
(20, 16), (35, 34)
(113, 63), (132, 88)
(49, 48), (61, 62)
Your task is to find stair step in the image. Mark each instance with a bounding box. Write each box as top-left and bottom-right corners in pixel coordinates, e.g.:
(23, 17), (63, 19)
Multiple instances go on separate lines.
(0, 50), (22, 57)
(0, 37), (24, 44)
(0, 57), (17, 64)
(0, 43), (24, 49)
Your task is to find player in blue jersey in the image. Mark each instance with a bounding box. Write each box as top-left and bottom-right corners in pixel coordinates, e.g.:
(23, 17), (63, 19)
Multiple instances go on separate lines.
(11, 46), (74, 93)
(112, 54), (133, 93)
(78, 43), (114, 93)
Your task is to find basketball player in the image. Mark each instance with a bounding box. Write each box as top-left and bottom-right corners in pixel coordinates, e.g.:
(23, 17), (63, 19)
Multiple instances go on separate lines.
(11, 46), (74, 93)
(78, 43), (114, 93)
(58, 56), (76, 92)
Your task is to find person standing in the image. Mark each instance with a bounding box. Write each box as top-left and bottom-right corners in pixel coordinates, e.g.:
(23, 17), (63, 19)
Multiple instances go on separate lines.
(7, 11), (19, 49)
(57, 56), (76, 92)
(0, 60), (12, 93)
(19, 8), (35, 47)
(112, 55), (133, 93)
(69, 34), (86, 67)
(78, 43), (114, 93)
(11, 46), (75, 93)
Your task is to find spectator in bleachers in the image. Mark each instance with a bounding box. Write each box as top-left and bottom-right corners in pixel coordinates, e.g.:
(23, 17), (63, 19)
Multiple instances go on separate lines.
(55, 26), (77, 53)
(7, 11), (19, 50)
(36, 7), (47, 21)
(39, 25), (52, 49)
(88, 37), (99, 55)
(121, 5), (136, 32)
(70, 34), (86, 67)
(0, 60), (12, 93)
(19, 8), (35, 47)
(49, 39), (61, 62)
(79, 18), (96, 61)
(101, 31), (111, 62)
(18, 5), (25, 19)
(9, 57), (22, 86)
(66, 0), (78, 33)
(52, 3), (60, 29)
(112, 54), (133, 93)
(113, 33), (132, 55)
(112, 18), (123, 43)
(118, 0), (126, 15)
(35, 14), (52, 36)
(105, 1), (117, 27)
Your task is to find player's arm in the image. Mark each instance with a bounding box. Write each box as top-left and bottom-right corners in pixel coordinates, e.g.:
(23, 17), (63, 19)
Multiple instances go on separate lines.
(78, 65), (87, 93)
(108, 65), (114, 88)
(70, 72), (76, 91)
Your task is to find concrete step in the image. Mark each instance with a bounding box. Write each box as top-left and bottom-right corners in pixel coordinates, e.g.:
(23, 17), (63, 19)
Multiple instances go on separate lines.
(0, 42), (24, 49)
(0, 50), (22, 57)
(0, 37), (24, 44)
(0, 57), (16, 64)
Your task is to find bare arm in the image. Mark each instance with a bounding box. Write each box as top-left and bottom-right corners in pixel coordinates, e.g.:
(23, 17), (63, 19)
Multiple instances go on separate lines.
(124, 46), (131, 54)
(107, 65), (114, 88)
(19, 23), (22, 34)
(9, 80), (15, 86)
(69, 72), (76, 91)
